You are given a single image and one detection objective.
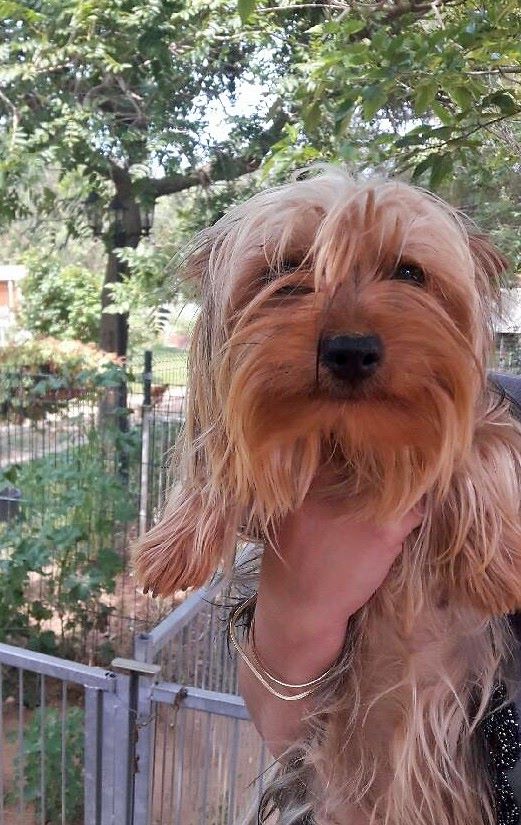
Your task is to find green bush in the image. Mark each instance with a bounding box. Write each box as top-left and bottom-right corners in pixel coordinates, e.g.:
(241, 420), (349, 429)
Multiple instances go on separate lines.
(20, 250), (103, 344)
(11, 706), (84, 823)
(0, 337), (124, 421)
(0, 425), (139, 653)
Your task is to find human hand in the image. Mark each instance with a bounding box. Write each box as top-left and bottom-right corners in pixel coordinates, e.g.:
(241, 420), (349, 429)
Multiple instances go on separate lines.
(254, 490), (423, 681)
(262, 494), (423, 630)
(240, 489), (422, 750)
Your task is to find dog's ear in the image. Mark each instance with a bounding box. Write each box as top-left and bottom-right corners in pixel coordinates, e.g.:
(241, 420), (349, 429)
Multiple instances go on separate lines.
(430, 396), (521, 615)
(134, 237), (240, 598)
(133, 476), (240, 596)
(468, 233), (509, 296)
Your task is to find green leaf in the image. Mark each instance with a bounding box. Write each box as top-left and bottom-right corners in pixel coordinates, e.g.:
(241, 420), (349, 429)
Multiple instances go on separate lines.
(447, 84), (473, 111)
(396, 126), (430, 148)
(361, 84), (388, 120)
(341, 18), (366, 36)
(484, 91), (519, 115)
(429, 153), (453, 189)
(431, 101), (454, 127)
(238, 0), (256, 24)
(414, 80), (438, 115)
(303, 101), (322, 132)
(411, 154), (434, 181)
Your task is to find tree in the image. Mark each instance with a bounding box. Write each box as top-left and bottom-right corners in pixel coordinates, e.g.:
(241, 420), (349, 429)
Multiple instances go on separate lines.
(231, 0), (520, 270)
(0, 0), (294, 356)
(248, 0), (521, 190)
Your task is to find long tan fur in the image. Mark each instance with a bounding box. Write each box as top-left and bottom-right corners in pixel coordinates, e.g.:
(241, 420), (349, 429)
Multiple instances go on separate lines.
(135, 168), (521, 824)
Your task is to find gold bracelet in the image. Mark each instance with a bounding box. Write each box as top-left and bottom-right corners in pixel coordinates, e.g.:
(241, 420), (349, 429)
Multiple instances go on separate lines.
(228, 596), (337, 701)
(250, 616), (339, 689)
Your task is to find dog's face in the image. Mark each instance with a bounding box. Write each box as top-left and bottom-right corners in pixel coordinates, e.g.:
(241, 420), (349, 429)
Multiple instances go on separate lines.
(193, 173), (501, 522)
(136, 170), (516, 601)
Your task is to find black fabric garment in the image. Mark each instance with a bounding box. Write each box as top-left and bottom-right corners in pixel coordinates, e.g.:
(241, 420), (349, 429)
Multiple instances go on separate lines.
(489, 372), (521, 421)
(487, 372), (521, 825)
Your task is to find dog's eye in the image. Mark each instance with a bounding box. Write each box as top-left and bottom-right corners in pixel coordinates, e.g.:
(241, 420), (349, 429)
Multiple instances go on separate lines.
(275, 284), (314, 296)
(391, 262), (425, 286)
(263, 260), (301, 283)
(262, 259), (313, 296)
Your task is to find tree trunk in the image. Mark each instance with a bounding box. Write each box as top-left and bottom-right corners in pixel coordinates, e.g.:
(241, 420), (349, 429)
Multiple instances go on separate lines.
(100, 250), (130, 357)
(99, 168), (142, 359)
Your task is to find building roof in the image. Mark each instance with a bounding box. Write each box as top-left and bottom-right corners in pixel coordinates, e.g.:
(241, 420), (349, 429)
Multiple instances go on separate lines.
(0, 265), (26, 283)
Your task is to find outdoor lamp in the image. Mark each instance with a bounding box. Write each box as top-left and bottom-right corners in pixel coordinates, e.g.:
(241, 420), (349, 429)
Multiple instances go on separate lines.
(109, 195), (126, 228)
(138, 199), (155, 237)
(85, 191), (103, 237)
(109, 195), (127, 245)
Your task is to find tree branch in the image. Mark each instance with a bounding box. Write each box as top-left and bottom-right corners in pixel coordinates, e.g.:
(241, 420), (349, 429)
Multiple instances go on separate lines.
(149, 155), (262, 198)
(259, 0), (467, 37)
(259, 3), (348, 11)
(149, 110), (289, 199)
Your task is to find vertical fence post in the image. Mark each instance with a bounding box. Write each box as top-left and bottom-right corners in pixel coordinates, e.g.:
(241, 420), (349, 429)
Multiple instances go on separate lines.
(84, 687), (105, 825)
(111, 658), (161, 825)
(116, 368), (130, 483)
(139, 351), (152, 536)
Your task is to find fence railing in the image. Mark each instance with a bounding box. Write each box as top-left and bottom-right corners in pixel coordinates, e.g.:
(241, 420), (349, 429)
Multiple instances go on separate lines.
(0, 576), (272, 825)
(0, 347), (272, 824)
(132, 576), (272, 825)
(0, 641), (126, 825)
(1, 342), (520, 822)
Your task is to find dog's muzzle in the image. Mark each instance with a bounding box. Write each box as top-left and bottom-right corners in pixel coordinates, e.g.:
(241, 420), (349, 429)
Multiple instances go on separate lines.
(319, 334), (383, 384)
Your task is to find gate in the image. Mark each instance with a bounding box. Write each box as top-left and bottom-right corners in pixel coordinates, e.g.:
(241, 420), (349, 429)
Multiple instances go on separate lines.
(0, 579), (272, 825)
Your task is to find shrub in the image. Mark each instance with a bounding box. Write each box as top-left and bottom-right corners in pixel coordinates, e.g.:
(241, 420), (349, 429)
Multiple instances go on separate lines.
(0, 337), (124, 421)
(0, 425), (139, 653)
(20, 250), (102, 344)
(11, 706), (84, 823)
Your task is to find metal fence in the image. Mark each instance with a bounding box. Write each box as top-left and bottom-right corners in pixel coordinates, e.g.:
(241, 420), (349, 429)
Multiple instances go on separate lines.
(133, 580), (273, 825)
(0, 350), (187, 662)
(6, 346), (519, 823)
(0, 579), (272, 825)
(0, 346), (273, 824)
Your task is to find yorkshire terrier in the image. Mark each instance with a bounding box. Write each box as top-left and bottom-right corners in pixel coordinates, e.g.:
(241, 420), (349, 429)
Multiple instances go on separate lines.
(135, 169), (521, 825)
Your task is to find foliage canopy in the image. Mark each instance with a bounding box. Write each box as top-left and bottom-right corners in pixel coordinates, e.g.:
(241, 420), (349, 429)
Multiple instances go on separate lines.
(246, 0), (521, 190)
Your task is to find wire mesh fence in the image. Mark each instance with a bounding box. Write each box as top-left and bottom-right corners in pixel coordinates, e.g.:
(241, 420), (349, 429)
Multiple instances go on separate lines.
(0, 349), (187, 664)
(2, 340), (520, 824)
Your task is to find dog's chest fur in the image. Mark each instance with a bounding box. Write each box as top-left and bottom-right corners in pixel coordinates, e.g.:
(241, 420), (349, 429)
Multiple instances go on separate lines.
(310, 580), (508, 825)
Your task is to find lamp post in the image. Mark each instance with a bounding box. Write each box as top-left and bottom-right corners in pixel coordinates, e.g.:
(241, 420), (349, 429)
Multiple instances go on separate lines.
(84, 191), (103, 237)
(84, 189), (156, 356)
(138, 199), (155, 238)
(108, 195), (127, 248)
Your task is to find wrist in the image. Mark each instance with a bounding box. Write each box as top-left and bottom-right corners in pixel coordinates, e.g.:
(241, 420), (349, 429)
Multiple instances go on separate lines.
(256, 576), (354, 639)
(252, 590), (350, 684)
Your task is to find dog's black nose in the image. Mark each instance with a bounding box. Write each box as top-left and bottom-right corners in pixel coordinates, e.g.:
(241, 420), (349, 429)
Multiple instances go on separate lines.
(319, 335), (383, 382)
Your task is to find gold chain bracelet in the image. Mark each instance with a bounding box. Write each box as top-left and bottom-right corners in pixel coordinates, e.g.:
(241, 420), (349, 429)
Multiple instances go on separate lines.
(228, 594), (337, 701)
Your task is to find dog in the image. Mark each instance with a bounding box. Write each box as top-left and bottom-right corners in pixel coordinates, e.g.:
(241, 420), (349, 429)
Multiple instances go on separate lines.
(135, 168), (521, 825)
